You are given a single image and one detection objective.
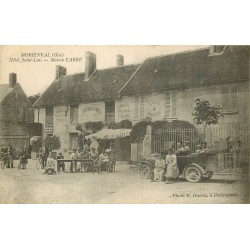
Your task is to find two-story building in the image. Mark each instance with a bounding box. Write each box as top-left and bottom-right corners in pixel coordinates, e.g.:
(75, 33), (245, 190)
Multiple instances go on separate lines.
(33, 52), (140, 152)
(0, 73), (36, 151)
(34, 46), (250, 154)
(117, 46), (250, 125)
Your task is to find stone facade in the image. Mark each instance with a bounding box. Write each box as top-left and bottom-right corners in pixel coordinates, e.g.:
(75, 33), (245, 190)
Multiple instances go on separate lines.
(0, 77), (33, 150)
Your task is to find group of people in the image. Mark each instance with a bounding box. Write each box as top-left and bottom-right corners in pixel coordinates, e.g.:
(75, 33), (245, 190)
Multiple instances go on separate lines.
(1, 144), (14, 168)
(1, 144), (28, 169)
(153, 148), (179, 184)
(152, 141), (209, 184)
(70, 146), (116, 173)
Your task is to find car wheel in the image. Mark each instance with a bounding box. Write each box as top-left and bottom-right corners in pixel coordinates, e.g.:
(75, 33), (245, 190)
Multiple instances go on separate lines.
(139, 164), (151, 179)
(184, 165), (203, 183)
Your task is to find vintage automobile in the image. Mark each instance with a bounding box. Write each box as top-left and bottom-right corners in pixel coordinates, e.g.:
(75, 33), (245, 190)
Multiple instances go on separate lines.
(138, 151), (217, 183)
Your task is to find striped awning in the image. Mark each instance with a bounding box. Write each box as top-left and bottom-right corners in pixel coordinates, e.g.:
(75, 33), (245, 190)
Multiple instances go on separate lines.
(85, 129), (131, 140)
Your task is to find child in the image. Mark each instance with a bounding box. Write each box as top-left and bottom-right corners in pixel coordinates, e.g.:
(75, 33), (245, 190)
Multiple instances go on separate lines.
(45, 153), (57, 175)
(18, 148), (28, 169)
(165, 148), (179, 184)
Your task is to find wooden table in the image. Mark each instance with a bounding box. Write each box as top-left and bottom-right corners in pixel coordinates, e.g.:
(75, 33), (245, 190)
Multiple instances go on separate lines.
(57, 159), (95, 173)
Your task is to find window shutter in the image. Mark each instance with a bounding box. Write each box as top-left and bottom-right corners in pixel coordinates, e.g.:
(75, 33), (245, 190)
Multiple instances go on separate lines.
(230, 86), (238, 111)
(171, 91), (177, 117)
(139, 95), (144, 119)
(134, 96), (139, 120)
(221, 87), (230, 111)
(165, 91), (171, 117)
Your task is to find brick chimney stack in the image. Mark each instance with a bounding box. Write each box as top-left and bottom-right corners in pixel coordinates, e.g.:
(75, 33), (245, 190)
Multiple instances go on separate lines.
(116, 55), (124, 66)
(9, 73), (17, 88)
(85, 51), (96, 80)
(56, 65), (67, 80)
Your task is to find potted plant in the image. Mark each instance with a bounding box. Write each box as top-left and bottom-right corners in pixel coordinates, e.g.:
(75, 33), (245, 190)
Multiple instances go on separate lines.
(43, 135), (61, 159)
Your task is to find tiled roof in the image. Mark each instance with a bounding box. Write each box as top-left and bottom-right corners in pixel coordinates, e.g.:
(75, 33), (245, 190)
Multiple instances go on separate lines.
(120, 46), (249, 94)
(34, 64), (140, 107)
(0, 84), (13, 103)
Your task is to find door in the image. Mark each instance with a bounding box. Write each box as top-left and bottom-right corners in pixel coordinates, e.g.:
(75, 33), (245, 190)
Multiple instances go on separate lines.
(69, 133), (78, 151)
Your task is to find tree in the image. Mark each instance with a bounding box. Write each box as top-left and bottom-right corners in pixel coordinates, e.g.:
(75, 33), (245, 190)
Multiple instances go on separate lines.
(28, 93), (40, 105)
(192, 98), (223, 140)
(43, 136), (61, 152)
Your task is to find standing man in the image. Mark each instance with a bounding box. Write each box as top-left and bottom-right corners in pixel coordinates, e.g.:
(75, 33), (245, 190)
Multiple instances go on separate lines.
(5, 143), (14, 168)
(83, 141), (90, 155)
(39, 143), (49, 169)
(70, 149), (78, 173)
(57, 152), (65, 173)
(90, 136), (99, 152)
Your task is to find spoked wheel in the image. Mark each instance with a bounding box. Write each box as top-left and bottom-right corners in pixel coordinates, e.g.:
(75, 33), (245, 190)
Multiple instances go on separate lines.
(184, 165), (203, 183)
(139, 164), (151, 179)
(36, 158), (42, 170)
(1, 161), (5, 169)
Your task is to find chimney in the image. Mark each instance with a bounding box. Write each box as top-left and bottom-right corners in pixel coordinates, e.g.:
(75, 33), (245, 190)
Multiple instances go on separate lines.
(56, 65), (67, 80)
(9, 73), (17, 88)
(116, 55), (124, 66)
(85, 51), (96, 80)
(209, 45), (225, 55)
(209, 45), (215, 55)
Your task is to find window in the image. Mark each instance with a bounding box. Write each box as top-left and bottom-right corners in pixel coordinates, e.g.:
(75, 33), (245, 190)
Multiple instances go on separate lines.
(165, 91), (177, 118)
(221, 86), (238, 113)
(105, 102), (115, 122)
(134, 96), (139, 120)
(139, 95), (144, 119)
(17, 105), (23, 122)
(70, 105), (79, 123)
(17, 104), (26, 123)
(37, 108), (40, 123)
(69, 133), (78, 150)
(133, 95), (144, 120)
(45, 107), (54, 126)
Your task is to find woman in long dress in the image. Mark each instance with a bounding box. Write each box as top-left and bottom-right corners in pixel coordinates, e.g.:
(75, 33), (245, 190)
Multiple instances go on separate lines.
(153, 154), (166, 182)
(165, 148), (179, 184)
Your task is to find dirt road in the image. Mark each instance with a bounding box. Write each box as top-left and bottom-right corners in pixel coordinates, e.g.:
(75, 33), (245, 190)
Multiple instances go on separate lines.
(0, 160), (248, 203)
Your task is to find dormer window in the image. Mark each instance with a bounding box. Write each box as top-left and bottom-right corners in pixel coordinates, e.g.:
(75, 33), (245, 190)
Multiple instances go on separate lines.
(209, 45), (226, 56)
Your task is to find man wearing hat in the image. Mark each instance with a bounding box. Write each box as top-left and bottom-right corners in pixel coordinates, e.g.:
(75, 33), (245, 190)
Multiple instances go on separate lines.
(184, 141), (191, 155)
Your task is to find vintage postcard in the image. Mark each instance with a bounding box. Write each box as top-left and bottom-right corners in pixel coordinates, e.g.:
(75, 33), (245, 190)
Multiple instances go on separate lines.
(0, 45), (249, 204)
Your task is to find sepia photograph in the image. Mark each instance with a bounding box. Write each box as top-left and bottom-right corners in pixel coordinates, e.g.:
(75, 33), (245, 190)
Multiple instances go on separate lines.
(0, 45), (249, 204)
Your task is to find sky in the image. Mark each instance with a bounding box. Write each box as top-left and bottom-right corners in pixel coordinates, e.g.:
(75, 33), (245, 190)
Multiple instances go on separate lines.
(0, 45), (207, 96)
